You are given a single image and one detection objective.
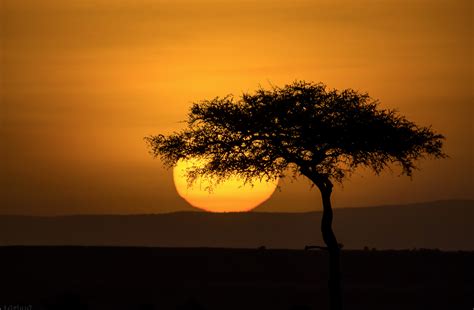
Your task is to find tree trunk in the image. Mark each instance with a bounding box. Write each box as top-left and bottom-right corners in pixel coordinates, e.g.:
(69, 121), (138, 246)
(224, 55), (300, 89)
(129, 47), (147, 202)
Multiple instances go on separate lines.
(317, 179), (343, 310)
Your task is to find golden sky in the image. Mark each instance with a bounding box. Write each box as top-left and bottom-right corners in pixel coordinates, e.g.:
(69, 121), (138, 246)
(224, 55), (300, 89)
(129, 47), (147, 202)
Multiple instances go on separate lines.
(1, 0), (472, 215)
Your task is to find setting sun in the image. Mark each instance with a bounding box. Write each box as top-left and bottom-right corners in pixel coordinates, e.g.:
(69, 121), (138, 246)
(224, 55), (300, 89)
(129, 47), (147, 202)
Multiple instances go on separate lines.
(173, 158), (278, 212)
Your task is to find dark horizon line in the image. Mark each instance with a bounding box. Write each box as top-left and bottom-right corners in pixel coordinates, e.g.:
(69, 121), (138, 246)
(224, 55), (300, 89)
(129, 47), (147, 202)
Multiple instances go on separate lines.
(1, 198), (472, 218)
(1, 245), (471, 252)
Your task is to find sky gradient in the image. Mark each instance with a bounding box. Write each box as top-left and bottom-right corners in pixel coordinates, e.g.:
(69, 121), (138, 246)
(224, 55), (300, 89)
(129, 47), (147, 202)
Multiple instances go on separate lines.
(1, 0), (472, 215)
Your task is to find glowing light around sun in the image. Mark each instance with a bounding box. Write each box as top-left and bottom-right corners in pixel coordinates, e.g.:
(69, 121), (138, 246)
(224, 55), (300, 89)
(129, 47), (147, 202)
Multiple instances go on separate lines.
(173, 158), (278, 212)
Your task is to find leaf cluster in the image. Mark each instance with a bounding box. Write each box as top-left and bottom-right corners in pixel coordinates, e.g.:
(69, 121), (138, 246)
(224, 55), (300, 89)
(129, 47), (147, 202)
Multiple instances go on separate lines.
(145, 81), (445, 186)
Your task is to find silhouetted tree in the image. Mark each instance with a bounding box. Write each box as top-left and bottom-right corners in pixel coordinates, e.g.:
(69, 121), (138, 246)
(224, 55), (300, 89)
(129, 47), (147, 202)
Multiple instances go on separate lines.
(145, 81), (445, 310)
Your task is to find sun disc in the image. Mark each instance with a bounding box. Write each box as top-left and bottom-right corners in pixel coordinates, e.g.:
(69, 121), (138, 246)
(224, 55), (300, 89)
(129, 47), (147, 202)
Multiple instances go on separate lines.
(172, 158), (278, 212)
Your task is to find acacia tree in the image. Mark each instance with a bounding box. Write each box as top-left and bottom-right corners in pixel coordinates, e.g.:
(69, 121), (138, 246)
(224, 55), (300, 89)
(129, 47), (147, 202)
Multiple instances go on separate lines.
(145, 81), (445, 310)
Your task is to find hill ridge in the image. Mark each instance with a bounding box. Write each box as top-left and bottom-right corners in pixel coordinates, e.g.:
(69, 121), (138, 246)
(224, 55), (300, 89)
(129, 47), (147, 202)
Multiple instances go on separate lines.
(1, 200), (472, 250)
(1, 199), (471, 217)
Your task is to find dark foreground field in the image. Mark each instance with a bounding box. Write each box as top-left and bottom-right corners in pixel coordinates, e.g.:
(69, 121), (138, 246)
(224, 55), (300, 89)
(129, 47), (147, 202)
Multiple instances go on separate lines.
(0, 247), (472, 310)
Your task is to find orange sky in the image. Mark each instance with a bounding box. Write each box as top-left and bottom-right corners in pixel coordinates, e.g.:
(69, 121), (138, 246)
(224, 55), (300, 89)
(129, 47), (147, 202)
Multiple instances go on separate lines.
(1, 0), (472, 215)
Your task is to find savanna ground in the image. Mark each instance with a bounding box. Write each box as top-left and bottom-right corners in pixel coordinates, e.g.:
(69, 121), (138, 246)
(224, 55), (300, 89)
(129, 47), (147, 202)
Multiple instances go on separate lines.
(0, 246), (472, 310)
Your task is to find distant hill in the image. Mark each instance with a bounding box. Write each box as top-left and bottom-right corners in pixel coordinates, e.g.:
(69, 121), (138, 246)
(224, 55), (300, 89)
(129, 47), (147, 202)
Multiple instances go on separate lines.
(1, 200), (472, 250)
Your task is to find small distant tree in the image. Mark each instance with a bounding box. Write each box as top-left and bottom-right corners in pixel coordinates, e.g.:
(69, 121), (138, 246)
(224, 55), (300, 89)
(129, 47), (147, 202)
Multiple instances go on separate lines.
(145, 81), (445, 310)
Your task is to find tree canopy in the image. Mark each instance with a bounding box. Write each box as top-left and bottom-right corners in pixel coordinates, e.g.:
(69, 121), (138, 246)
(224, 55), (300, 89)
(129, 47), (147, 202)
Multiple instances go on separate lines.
(146, 81), (445, 186)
